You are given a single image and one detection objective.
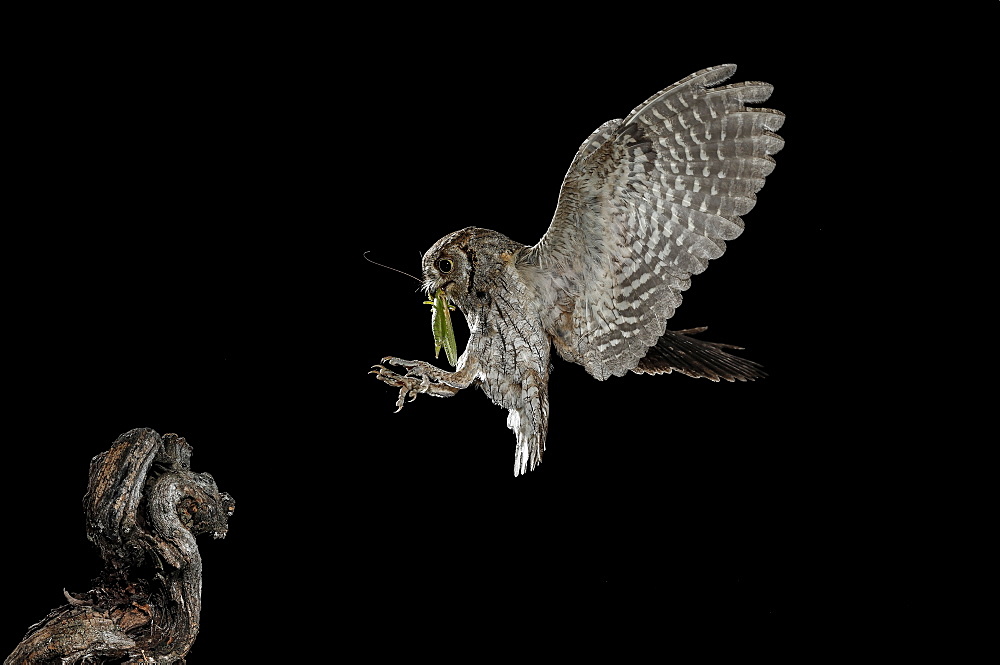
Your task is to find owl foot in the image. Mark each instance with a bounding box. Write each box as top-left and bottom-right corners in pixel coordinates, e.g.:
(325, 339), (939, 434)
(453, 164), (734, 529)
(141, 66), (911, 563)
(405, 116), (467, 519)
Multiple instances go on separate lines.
(370, 357), (460, 411)
(370, 362), (425, 412)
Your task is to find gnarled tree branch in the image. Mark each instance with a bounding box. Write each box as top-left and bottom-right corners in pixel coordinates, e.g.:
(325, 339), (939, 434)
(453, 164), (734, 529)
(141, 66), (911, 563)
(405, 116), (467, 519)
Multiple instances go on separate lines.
(6, 428), (234, 664)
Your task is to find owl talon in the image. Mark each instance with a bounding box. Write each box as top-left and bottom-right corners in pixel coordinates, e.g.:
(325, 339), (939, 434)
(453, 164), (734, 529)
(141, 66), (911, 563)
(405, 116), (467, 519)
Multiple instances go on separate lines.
(393, 388), (409, 412)
(383, 356), (424, 371)
(391, 381), (423, 412)
(372, 360), (430, 412)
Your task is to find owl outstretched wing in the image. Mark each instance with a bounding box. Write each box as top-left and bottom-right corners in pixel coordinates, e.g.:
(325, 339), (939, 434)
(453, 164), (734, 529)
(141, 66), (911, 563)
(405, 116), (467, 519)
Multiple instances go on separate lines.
(523, 64), (784, 380)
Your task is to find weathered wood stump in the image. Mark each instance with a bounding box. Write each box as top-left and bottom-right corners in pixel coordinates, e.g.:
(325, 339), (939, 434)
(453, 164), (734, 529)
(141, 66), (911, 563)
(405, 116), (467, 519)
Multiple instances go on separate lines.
(5, 428), (234, 664)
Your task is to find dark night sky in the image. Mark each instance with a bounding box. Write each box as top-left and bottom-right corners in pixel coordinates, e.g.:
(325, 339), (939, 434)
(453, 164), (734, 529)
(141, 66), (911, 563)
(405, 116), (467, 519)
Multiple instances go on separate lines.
(6, 6), (990, 659)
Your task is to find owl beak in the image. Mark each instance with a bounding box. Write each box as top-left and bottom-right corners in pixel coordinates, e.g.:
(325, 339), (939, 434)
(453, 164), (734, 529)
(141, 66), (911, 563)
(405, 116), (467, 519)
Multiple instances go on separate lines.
(422, 280), (437, 301)
(426, 277), (449, 299)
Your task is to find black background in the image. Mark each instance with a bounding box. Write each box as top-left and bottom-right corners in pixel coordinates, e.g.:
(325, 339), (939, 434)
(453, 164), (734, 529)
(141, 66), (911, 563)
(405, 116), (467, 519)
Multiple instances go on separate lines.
(5, 6), (991, 660)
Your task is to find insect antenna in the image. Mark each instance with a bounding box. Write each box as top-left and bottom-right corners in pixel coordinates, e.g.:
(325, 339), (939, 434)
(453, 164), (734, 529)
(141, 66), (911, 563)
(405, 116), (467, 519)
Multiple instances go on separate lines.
(363, 251), (424, 290)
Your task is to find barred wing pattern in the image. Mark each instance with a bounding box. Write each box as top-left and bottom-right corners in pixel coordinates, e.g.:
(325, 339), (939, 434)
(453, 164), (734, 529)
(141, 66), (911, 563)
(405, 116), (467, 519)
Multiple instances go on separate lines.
(525, 64), (785, 380)
(373, 64), (785, 476)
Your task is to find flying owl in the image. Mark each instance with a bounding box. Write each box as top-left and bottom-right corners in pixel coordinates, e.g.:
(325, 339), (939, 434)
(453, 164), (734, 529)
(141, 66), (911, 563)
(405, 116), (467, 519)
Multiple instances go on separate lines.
(371, 64), (785, 476)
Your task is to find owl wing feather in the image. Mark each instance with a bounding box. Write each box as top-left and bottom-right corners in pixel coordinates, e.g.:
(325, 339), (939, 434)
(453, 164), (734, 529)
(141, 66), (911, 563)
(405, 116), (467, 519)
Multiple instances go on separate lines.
(524, 64), (784, 380)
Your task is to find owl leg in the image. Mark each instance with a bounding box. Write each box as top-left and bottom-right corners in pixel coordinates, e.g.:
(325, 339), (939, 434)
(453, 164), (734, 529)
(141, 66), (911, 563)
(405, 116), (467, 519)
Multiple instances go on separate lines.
(370, 356), (468, 412)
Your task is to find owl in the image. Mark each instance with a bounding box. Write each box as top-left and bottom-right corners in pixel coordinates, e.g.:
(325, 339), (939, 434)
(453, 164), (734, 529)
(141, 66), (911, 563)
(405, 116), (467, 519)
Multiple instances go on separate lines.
(371, 64), (785, 476)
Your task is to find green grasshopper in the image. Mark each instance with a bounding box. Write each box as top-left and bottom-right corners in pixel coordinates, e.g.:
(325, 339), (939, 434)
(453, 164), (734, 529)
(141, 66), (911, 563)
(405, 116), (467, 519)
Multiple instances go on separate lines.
(364, 253), (459, 366)
(424, 288), (458, 366)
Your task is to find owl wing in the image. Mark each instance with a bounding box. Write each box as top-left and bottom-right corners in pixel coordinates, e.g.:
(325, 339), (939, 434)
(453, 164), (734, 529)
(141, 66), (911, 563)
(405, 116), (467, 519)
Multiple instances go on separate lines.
(523, 64), (784, 380)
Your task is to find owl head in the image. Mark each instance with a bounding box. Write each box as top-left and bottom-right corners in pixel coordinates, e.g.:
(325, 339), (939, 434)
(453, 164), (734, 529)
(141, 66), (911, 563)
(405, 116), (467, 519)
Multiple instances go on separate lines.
(421, 227), (524, 313)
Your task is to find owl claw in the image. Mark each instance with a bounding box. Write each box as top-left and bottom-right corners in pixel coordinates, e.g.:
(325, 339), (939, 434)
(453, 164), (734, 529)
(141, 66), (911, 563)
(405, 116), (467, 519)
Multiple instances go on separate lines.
(372, 356), (458, 411)
(391, 380), (422, 412)
(382, 356), (424, 370)
(372, 360), (425, 412)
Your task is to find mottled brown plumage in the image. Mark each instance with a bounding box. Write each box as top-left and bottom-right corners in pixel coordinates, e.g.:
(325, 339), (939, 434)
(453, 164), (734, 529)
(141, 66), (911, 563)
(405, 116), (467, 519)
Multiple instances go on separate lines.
(372, 65), (784, 476)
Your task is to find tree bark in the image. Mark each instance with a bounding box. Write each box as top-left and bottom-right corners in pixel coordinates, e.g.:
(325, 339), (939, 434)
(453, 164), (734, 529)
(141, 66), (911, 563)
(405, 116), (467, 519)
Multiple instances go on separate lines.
(6, 428), (235, 664)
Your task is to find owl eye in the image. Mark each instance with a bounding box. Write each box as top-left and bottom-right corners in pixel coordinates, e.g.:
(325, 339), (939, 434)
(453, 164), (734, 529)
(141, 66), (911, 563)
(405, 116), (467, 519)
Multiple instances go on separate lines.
(437, 259), (453, 274)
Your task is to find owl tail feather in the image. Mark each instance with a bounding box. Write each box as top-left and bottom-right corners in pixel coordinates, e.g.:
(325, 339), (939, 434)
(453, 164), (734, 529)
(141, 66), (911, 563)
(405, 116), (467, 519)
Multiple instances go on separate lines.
(632, 327), (765, 382)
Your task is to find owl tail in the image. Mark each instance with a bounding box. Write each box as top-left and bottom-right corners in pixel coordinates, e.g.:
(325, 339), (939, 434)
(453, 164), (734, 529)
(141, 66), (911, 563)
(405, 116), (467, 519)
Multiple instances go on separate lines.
(632, 327), (765, 382)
